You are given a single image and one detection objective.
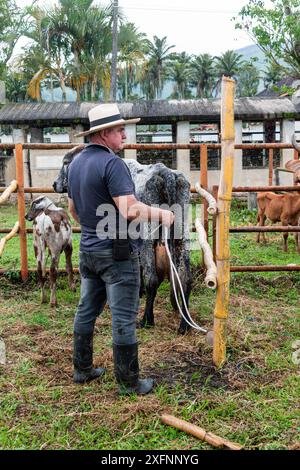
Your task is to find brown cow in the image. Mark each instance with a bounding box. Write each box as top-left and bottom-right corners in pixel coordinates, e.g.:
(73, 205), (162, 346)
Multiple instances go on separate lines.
(25, 196), (75, 305)
(256, 191), (300, 252)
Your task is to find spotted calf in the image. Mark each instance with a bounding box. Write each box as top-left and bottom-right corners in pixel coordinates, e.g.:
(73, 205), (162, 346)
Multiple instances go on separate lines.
(25, 196), (75, 306)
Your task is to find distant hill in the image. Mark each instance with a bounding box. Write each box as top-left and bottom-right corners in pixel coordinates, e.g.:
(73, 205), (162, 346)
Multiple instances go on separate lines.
(235, 44), (267, 72)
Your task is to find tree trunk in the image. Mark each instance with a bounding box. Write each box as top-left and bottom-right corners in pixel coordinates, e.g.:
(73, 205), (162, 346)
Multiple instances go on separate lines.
(110, 0), (118, 101)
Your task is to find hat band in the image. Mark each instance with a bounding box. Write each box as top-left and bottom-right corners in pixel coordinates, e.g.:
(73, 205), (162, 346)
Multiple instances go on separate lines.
(90, 113), (121, 128)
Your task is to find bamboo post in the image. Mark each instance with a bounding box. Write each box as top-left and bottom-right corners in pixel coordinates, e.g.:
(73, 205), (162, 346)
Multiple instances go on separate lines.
(268, 149), (273, 186)
(0, 222), (19, 256)
(0, 180), (18, 204)
(200, 144), (208, 235)
(15, 144), (28, 281)
(213, 77), (235, 368)
(212, 185), (218, 262)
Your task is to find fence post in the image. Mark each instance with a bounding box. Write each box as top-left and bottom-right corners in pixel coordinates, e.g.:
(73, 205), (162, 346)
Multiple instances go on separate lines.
(213, 77), (235, 368)
(15, 143), (28, 281)
(268, 148), (273, 186)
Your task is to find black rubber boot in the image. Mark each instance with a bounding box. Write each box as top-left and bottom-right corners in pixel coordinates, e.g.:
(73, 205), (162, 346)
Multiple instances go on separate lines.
(73, 331), (105, 384)
(113, 343), (154, 395)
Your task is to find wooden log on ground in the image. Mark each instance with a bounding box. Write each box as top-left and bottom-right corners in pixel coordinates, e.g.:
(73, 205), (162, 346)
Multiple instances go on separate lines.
(161, 414), (243, 450)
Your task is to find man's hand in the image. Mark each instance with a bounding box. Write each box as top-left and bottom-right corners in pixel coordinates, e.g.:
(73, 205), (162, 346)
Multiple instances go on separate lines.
(160, 209), (175, 228)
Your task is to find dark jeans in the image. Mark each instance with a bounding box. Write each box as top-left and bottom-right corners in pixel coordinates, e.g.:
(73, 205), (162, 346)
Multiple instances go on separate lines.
(74, 250), (140, 345)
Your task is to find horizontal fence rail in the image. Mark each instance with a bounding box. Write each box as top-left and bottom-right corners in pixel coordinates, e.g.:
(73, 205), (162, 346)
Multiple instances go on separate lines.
(0, 141), (299, 277)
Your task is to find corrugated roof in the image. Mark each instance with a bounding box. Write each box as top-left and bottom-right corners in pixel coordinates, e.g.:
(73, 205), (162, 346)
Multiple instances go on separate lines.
(0, 97), (299, 127)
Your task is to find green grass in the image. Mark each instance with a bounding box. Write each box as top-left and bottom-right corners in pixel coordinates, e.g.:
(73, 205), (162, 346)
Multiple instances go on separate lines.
(0, 201), (299, 450)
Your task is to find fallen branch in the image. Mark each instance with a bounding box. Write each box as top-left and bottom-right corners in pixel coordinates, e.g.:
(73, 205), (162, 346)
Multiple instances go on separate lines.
(0, 180), (18, 205)
(195, 182), (217, 215)
(0, 221), (19, 257)
(195, 218), (217, 289)
(161, 414), (243, 450)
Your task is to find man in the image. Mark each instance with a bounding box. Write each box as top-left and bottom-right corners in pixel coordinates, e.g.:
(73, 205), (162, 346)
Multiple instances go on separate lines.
(68, 103), (174, 395)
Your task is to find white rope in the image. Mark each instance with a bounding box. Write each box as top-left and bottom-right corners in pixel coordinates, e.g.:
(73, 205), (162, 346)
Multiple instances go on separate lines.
(162, 225), (208, 334)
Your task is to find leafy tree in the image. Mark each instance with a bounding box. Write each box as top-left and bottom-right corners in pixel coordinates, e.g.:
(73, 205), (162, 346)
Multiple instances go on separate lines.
(141, 35), (175, 99)
(118, 22), (147, 101)
(214, 50), (244, 96)
(0, 0), (27, 79)
(190, 53), (216, 98)
(215, 49), (244, 78)
(236, 61), (260, 96)
(263, 61), (284, 88)
(168, 52), (192, 99)
(235, 0), (300, 76)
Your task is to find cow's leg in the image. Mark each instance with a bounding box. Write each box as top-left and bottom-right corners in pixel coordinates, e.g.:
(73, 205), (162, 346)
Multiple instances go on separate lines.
(176, 253), (193, 335)
(140, 277), (158, 328)
(49, 256), (59, 306)
(294, 230), (300, 253)
(281, 219), (289, 252)
(35, 239), (47, 303)
(138, 242), (158, 328)
(65, 243), (76, 291)
(37, 260), (47, 304)
(257, 212), (267, 243)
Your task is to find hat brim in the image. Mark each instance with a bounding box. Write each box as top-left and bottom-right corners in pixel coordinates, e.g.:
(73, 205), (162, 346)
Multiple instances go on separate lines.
(74, 117), (140, 138)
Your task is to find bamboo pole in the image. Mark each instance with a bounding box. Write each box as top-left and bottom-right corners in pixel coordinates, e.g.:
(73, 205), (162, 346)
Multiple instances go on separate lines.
(195, 218), (217, 289)
(213, 77), (235, 368)
(212, 185), (218, 262)
(15, 143), (28, 281)
(0, 180), (18, 204)
(161, 415), (242, 450)
(200, 144), (209, 234)
(0, 222), (19, 256)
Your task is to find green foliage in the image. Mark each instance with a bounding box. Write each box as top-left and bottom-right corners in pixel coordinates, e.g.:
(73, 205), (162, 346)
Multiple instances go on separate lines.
(235, 0), (300, 76)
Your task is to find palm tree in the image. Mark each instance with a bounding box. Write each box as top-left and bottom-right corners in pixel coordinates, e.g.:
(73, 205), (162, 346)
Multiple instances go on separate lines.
(118, 22), (148, 101)
(236, 62), (260, 97)
(46, 0), (110, 101)
(190, 53), (216, 98)
(168, 52), (192, 99)
(142, 35), (175, 99)
(215, 50), (244, 77)
(214, 50), (244, 96)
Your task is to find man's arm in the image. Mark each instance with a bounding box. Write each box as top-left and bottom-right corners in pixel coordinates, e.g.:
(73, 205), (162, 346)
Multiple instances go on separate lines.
(112, 194), (174, 227)
(68, 197), (80, 223)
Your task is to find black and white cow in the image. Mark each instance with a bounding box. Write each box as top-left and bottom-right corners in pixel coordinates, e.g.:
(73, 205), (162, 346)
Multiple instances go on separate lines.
(53, 150), (192, 334)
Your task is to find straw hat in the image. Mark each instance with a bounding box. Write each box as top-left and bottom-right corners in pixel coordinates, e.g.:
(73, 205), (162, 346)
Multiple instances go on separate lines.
(75, 103), (140, 137)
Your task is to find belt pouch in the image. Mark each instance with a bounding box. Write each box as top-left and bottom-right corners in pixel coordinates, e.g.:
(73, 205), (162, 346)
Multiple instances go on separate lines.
(112, 238), (130, 260)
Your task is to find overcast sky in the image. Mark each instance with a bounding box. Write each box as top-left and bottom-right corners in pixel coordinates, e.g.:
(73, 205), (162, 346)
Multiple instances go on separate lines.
(16, 0), (268, 56)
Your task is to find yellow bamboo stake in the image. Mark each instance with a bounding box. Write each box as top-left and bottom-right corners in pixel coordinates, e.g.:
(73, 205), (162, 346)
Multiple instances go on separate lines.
(0, 222), (19, 257)
(213, 77), (235, 368)
(0, 180), (17, 205)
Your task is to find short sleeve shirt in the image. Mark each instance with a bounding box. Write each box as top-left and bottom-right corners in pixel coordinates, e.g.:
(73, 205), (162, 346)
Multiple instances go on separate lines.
(67, 144), (141, 252)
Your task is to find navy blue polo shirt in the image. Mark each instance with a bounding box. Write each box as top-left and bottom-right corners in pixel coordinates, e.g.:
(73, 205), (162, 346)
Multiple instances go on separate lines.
(67, 144), (142, 252)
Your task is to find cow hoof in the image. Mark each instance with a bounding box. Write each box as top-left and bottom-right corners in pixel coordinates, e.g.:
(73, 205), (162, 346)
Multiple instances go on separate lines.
(137, 320), (154, 329)
(177, 326), (190, 335)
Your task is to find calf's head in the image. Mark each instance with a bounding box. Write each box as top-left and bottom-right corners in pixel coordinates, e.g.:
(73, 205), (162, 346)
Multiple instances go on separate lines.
(25, 196), (54, 221)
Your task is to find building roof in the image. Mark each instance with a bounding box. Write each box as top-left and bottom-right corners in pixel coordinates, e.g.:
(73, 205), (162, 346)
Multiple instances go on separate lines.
(0, 97), (299, 127)
(256, 77), (300, 98)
